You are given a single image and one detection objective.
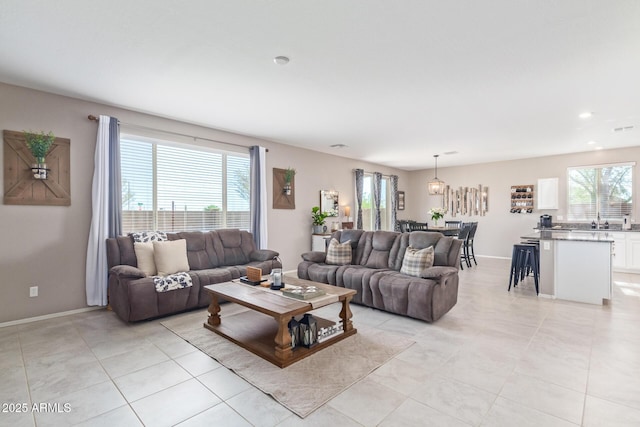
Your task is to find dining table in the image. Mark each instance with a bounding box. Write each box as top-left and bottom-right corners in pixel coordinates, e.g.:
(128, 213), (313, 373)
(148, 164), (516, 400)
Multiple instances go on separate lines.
(424, 226), (460, 236)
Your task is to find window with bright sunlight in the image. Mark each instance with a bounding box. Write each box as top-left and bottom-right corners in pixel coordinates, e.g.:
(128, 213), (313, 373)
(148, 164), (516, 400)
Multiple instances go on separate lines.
(360, 174), (391, 230)
(120, 137), (250, 233)
(567, 163), (633, 221)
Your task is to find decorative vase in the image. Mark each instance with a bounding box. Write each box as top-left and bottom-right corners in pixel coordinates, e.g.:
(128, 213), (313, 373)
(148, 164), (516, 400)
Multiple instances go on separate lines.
(433, 219), (438, 227)
(283, 183), (291, 195)
(313, 225), (325, 234)
(31, 161), (48, 180)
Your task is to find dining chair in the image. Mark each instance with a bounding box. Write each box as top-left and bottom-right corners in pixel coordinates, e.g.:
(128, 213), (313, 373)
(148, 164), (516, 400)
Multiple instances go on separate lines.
(445, 220), (463, 229)
(408, 222), (428, 231)
(466, 222), (478, 266)
(456, 224), (472, 269)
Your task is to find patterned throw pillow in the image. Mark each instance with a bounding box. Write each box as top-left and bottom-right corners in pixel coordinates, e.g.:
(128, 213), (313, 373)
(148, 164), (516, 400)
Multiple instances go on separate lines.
(400, 246), (435, 277)
(325, 238), (352, 265)
(130, 231), (167, 243)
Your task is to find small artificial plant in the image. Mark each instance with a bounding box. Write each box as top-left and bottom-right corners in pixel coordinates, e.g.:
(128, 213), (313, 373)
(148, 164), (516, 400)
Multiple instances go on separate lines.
(429, 207), (445, 222)
(284, 167), (296, 183)
(24, 131), (55, 163)
(311, 206), (329, 226)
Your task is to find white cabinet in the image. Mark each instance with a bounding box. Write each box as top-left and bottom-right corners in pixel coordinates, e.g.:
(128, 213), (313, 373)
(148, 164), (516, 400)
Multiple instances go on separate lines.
(610, 233), (627, 269)
(311, 235), (331, 252)
(626, 233), (640, 270)
(554, 240), (612, 304)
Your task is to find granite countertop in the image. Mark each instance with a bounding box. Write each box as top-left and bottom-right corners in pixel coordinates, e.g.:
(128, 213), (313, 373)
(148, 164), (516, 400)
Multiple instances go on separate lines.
(522, 230), (614, 242)
(538, 222), (640, 232)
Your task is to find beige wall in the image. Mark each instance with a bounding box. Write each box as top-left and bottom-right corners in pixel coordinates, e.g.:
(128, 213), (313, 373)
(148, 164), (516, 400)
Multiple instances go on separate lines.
(407, 147), (640, 258)
(0, 83), (410, 324)
(2, 81), (637, 323)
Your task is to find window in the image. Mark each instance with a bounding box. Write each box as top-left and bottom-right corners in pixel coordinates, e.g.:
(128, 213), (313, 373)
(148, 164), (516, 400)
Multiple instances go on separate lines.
(567, 163), (634, 221)
(120, 136), (250, 233)
(359, 173), (391, 230)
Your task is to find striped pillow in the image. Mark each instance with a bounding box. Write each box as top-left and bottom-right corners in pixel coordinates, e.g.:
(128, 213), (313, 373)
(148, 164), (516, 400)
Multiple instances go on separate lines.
(326, 238), (352, 265)
(400, 246), (434, 277)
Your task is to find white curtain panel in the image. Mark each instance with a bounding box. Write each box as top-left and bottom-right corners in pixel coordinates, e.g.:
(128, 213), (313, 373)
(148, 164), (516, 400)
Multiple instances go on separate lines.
(85, 115), (111, 306)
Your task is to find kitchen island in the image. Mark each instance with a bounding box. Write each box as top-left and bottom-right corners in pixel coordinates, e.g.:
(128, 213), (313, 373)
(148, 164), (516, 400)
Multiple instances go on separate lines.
(521, 230), (613, 305)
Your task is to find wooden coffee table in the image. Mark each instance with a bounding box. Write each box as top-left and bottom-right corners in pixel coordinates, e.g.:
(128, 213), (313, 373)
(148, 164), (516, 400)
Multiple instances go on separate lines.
(203, 276), (356, 368)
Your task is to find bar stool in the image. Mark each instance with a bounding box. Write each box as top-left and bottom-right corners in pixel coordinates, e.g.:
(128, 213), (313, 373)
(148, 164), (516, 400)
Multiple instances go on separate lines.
(508, 243), (539, 294)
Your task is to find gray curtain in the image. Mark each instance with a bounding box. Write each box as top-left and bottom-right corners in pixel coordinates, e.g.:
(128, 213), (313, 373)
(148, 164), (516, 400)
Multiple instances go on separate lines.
(86, 115), (120, 306)
(373, 172), (382, 230)
(390, 175), (399, 231)
(355, 169), (364, 229)
(249, 146), (268, 248)
(108, 117), (122, 237)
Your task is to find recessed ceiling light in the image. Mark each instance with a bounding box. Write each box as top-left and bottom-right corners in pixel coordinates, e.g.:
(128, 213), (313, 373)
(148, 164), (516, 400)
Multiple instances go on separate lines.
(579, 112), (593, 119)
(595, 146), (604, 150)
(587, 140), (596, 145)
(330, 144), (348, 149)
(273, 56), (290, 65)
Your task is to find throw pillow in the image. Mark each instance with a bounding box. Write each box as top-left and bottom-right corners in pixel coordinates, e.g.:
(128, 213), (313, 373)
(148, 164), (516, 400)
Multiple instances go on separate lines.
(134, 241), (157, 276)
(131, 231), (167, 243)
(153, 239), (190, 276)
(325, 238), (352, 265)
(400, 245), (435, 277)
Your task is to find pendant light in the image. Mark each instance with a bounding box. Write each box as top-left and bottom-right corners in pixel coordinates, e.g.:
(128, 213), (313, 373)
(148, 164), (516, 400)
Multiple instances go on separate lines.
(427, 154), (445, 195)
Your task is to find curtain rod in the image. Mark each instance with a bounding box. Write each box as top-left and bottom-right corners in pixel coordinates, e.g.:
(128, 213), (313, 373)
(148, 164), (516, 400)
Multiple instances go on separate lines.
(87, 115), (267, 152)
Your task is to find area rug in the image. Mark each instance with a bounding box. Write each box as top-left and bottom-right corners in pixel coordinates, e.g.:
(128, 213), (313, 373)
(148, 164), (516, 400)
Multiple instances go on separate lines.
(161, 309), (414, 418)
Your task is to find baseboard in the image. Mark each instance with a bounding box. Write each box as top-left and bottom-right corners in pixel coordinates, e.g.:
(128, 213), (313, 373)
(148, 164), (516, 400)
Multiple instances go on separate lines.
(0, 306), (103, 329)
(476, 255), (511, 260)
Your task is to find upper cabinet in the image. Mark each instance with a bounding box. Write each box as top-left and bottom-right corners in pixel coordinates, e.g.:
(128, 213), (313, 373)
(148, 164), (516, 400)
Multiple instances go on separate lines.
(537, 177), (559, 210)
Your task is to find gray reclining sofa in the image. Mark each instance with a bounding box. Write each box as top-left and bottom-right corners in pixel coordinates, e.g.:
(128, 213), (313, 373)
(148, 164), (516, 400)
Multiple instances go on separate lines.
(106, 229), (280, 322)
(298, 230), (462, 322)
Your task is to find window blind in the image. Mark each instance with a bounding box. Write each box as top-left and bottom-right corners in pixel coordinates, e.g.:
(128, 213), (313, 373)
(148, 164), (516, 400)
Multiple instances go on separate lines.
(120, 137), (250, 233)
(567, 164), (633, 221)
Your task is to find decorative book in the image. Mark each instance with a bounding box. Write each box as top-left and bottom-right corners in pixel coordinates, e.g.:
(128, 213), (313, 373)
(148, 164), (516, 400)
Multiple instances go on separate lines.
(246, 266), (263, 282)
(239, 276), (266, 286)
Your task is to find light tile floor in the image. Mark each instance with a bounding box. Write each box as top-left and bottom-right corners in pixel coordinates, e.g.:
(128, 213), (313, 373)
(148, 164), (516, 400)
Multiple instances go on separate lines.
(2, 258), (640, 426)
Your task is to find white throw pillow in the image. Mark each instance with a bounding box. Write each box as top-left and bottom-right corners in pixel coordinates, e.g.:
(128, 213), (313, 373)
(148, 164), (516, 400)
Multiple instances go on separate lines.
(134, 241), (157, 277)
(153, 239), (190, 276)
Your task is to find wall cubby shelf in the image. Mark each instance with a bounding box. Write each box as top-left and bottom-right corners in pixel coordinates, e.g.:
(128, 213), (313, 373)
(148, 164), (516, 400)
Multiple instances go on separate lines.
(510, 185), (533, 213)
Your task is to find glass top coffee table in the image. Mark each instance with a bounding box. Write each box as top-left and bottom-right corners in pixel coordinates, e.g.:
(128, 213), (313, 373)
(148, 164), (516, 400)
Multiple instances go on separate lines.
(203, 275), (357, 368)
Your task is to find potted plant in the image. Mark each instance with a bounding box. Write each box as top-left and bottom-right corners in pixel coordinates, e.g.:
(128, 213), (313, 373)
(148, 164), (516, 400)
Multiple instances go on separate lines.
(24, 130), (55, 179)
(283, 167), (296, 195)
(429, 207), (445, 226)
(311, 206), (329, 234)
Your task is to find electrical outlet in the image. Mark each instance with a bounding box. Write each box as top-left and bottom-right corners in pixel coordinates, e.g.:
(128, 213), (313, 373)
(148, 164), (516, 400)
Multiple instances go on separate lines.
(29, 286), (38, 297)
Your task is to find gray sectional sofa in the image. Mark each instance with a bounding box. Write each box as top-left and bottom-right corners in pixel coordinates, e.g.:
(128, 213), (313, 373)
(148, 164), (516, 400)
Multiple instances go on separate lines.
(297, 229), (462, 322)
(106, 229), (280, 322)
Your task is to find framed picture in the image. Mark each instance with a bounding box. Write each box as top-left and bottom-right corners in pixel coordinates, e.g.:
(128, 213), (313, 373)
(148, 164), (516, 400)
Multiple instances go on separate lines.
(397, 191), (405, 210)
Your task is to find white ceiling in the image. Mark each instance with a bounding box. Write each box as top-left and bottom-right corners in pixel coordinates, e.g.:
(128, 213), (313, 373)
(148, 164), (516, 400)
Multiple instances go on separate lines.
(1, 0), (639, 170)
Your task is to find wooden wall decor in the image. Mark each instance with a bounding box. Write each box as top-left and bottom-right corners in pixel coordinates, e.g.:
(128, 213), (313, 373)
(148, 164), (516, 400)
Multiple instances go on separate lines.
(272, 167), (295, 209)
(444, 183), (488, 217)
(3, 130), (71, 206)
